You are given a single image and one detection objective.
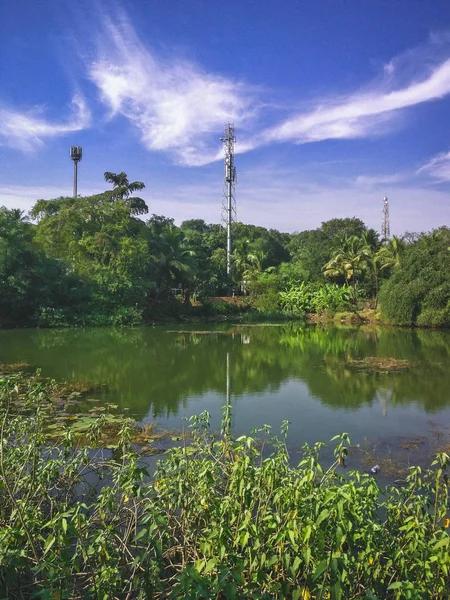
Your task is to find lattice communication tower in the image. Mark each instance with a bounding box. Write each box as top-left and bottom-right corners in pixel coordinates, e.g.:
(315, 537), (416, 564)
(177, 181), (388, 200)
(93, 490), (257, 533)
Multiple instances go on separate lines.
(221, 124), (237, 277)
(381, 196), (390, 241)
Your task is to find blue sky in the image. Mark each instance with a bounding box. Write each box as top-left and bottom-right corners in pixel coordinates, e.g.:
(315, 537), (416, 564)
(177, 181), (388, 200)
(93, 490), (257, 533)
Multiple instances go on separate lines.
(2, 0), (450, 235)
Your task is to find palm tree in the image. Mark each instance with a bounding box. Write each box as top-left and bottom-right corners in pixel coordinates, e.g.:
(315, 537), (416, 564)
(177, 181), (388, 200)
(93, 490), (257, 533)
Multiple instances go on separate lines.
(384, 235), (405, 268)
(104, 171), (148, 215)
(363, 247), (392, 308)
(323, 235), (366, 295)
(150, 225), (197, 302)
(361, 229), (380, 253)
(232, 239), (265, 294)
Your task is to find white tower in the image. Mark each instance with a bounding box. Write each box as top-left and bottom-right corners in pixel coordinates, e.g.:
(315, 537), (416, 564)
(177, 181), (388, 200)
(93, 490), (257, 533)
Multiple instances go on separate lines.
(381, 196), (390, 241)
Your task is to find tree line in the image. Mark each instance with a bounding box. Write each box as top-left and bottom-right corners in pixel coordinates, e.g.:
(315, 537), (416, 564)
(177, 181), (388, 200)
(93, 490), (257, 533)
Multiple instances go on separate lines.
(1, 171), (449, 327)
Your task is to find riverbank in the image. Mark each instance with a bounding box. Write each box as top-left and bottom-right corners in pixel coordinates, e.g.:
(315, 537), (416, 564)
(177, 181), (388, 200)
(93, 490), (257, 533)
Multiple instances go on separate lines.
(1, 368), (449, 599)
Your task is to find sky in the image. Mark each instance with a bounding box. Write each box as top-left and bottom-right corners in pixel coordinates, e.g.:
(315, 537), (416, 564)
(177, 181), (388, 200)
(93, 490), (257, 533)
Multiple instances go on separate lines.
(2, 0), (450, 235)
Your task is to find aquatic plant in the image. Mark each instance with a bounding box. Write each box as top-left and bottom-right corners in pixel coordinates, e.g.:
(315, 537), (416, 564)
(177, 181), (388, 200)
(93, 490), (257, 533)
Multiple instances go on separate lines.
(0, 372), (449, 599)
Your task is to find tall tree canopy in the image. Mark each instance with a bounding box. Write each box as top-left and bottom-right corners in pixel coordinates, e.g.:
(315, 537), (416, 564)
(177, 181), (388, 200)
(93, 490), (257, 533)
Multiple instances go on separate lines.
(286, 218), (375, 284)
(104, 171), (148, 216)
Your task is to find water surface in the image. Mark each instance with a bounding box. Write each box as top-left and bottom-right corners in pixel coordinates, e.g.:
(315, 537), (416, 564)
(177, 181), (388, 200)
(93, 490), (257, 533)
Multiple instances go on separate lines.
(1, 324), (450, 458)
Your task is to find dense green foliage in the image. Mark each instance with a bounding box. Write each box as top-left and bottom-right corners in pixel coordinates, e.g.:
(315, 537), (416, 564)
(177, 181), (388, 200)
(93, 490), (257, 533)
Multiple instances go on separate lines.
(0, 208), (87, 327)
(279, 283), (351, 315)
(1, 372), (450, 599)
(285, 218), (371, 284)
(1, 170), (450, 327)
(379, 228), (450, 327)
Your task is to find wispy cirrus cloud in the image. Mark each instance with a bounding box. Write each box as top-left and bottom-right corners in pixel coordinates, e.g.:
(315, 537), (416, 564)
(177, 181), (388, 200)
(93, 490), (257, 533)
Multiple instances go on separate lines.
(88, 13), (257, 166)
(4, 9), (450, 167)
(252, 39), (450, 149)
(354, 173), (408, 188)
(87, 17), (450, 164)
(418, 150), (450, 181)
(0, 95), (90, 151)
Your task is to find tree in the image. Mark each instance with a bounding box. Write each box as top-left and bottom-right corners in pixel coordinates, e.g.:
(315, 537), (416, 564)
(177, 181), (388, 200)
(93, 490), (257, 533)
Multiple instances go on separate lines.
(0, 207), (85, 327)
(104, 171), (148, 215)
(147, 214), (175, 235)
(323, 235), (367, 294)
(150, 225), (198, 303)
(288, 218), (373, 283)
(379, 227), (450, 326)
(181, 219), (210, 234)
(30, 194), (152, 324)
(384, 235), (406, 268)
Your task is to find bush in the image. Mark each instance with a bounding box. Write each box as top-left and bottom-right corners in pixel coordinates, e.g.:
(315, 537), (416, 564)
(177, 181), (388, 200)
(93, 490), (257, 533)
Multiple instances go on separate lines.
(279, 283), (351, 316)
(252, 290), (281, 313)
(1, 373), (450, 599)
(379, 228), (450, 328)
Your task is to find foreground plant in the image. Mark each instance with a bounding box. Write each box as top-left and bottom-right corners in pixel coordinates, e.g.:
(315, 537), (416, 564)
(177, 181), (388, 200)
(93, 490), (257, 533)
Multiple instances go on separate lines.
(0, 373), (449, 599)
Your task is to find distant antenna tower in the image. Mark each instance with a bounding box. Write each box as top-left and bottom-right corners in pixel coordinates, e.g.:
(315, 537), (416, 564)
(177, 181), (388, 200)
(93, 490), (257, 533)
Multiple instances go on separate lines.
(70, 146), (82, 198)
(220, 124), (237, 277)
(381, 196), (390, 241)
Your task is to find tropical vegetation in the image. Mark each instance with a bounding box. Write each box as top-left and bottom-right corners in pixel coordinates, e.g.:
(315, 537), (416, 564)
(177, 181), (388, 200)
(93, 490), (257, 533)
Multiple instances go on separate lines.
(1, 171), (450, 328)
(1, 370), (449, 599)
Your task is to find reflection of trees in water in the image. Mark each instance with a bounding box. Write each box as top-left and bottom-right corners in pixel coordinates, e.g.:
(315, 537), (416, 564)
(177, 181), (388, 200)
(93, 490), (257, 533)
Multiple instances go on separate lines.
(281, 326), (450, 412)
(1, 324), (450, 419)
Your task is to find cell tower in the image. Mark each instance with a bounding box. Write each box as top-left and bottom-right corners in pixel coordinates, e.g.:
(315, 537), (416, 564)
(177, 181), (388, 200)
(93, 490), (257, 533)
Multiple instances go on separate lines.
(221, 124), (237, 277)
(381, 196), (390, 241)
(70, 146), (82, 198)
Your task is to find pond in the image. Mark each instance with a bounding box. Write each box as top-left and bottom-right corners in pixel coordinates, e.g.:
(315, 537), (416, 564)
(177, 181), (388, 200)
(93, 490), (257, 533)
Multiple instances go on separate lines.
(1, 323), (450, 470)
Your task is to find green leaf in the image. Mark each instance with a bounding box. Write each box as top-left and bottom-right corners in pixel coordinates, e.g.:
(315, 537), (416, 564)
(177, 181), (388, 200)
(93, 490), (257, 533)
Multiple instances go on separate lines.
(303, 525), (312, 542)
(288, 529), (297, 547)
(240, 531), (249, 547)
(433, 537), (450, 550)
(316, 508), (329, 526)
(303, 547), (311, 567)
(43, 534), (56, 555)
(331, 580), (342, 600)
(387, 582), (404, 590)
(204, 558), (216, 574)
(312, 559), (328, 582)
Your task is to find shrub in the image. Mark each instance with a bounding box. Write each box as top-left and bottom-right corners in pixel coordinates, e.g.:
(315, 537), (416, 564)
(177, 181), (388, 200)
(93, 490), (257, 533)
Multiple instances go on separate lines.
(379, 228), (450, 327)
(279, 283), (351, 316)
(1, 373), (449, 599)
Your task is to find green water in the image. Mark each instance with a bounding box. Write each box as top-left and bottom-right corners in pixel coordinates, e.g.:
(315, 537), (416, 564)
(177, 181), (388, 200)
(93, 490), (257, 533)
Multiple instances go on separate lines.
(1, 323), (450, 455)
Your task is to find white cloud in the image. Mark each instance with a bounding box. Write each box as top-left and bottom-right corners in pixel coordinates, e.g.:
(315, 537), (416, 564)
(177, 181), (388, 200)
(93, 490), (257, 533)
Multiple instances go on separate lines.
(418, 150), (450, 181)
(88, 13), (256, 166)
(256, 57), (450, 148)
(88, 17), (450, 164)
(354, 173), (408, 188)
(0, 95), (90, 151)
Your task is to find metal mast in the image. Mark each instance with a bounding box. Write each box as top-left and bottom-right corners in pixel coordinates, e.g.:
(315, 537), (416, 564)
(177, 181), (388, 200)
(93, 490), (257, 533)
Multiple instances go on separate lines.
(381, 196), (390, 241)
(70, 146), (83, 199)
(221, 124), (237, 277)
